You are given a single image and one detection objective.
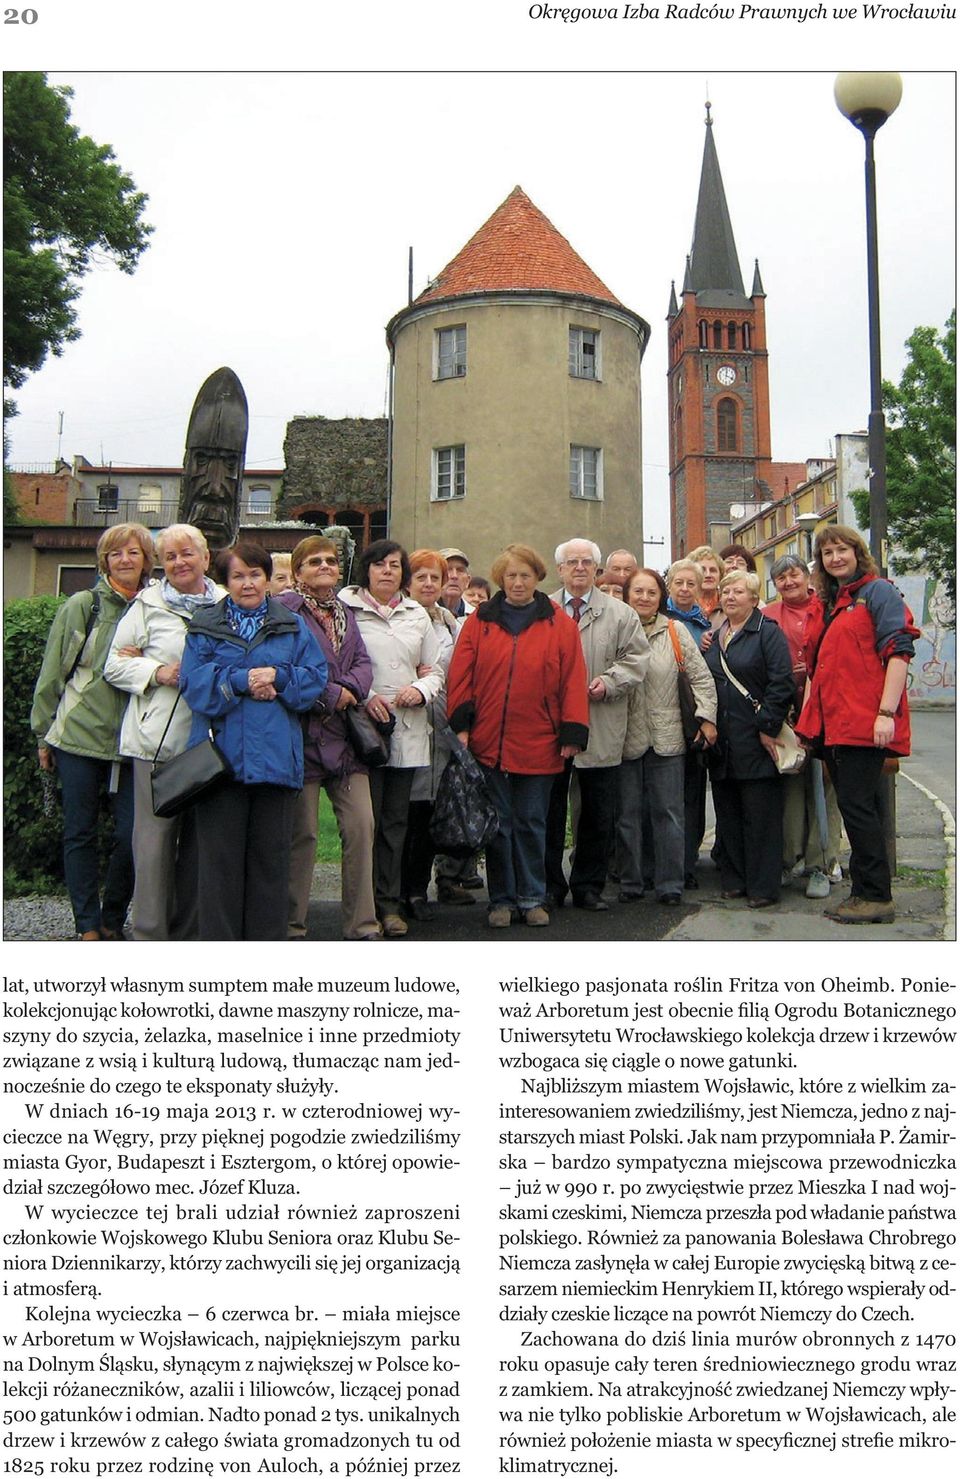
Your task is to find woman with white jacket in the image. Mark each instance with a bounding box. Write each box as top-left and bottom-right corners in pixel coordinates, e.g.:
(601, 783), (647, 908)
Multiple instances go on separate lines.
(617, 568), (718, 905)
(338, 540), (442, 937)
(105, 524), (224, 939)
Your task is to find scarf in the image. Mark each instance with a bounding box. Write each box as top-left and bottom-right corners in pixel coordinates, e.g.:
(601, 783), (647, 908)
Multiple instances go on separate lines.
(294, 580), (347, 653)
(225, 595), (268, 641)
(107, 576), (141, 602)
(161, 575), (219, 618)
(359, 588), (403, 619)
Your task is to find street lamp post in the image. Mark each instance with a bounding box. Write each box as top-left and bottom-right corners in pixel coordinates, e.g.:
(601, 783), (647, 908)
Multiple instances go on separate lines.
(833, 72), (902, 570)
(795, 510), (820, 567)
(834, 72), (903, 871)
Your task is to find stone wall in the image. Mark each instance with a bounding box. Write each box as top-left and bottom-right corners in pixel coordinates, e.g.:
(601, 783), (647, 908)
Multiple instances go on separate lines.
(280, 417), (388, 516)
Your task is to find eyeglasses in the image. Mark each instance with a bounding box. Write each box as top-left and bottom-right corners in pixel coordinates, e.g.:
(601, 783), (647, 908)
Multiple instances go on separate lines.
(563, 558), (596, 569)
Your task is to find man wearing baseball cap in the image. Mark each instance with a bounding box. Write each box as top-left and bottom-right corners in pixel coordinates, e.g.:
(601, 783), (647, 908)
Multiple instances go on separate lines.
(439, 548), (471, 621)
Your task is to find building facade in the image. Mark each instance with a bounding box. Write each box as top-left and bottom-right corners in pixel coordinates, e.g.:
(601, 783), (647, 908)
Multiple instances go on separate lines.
(4, 457), (284, 601)
(387, 187), (650, 575)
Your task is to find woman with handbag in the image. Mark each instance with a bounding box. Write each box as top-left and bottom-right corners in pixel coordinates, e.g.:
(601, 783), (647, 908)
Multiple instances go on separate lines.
(617, 569), (717, 906)
(446, 544), (589, 929)
(399, 550), (461, 924)
(796, 526), (917, 925)
(31, 523), (156, 940)
(703, 570), (795, 909)
(104, 523), (224, 940)
(178, 543), (328, 940)
(338, 540), (443, 938)
(276, 536), (380, 942)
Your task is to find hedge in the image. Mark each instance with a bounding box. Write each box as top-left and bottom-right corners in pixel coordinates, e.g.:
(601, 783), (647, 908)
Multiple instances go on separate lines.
(4, 595), (67, 894)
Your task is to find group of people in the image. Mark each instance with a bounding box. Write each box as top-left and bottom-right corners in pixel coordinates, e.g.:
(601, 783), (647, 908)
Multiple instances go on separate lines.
(31, 519), (916, 939)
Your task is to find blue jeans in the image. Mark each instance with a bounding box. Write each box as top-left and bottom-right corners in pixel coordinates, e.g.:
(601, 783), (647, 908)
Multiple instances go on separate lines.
(481, 767), (553, 911)
(617, 751), (685, 897)
(54, 750), (135, 936)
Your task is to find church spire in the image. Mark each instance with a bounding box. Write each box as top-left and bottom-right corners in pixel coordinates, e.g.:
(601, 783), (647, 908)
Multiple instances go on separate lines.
(687, 103), (747, 300)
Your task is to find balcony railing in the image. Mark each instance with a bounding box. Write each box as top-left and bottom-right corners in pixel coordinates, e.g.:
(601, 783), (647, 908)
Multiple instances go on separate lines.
(73, 499), (275, 528)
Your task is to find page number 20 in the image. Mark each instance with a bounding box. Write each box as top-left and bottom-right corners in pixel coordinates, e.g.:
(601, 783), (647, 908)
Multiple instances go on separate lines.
(5, 8), (39, 19)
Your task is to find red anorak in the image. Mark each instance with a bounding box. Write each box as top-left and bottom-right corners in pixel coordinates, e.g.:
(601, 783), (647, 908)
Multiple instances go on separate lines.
(447, 591), (589, 774)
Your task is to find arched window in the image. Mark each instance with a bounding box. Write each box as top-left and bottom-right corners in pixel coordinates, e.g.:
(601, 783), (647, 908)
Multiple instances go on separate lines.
(674, 404), (683, 460)
(698, 320), (708, 348)
(712, 321), (723, 350)
(717, 398), (738, 453)
(727, 322), (737, 349)
(742, 323), (752, 350)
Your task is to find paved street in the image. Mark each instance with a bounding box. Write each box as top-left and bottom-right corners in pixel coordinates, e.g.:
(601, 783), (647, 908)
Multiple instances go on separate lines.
(4, 712), (953, 945)
(904, 705), (956, 815)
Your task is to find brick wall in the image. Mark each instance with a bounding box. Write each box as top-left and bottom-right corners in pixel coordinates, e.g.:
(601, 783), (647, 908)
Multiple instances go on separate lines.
(10, 470), (79, 524)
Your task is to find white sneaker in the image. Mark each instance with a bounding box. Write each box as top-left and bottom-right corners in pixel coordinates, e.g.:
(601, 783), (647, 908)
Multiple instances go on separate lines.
(806, 868), (831, 899)
(828, 862), (843, 884)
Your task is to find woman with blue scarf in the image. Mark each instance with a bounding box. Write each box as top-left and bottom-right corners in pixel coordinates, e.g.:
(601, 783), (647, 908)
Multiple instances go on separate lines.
(179, 543), (327, 939)
(106, 524), (224, 940)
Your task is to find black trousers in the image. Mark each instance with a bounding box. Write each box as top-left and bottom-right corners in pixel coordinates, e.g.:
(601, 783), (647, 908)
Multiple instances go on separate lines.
(711, 774), (783, 902)
(682, 750), (708, 876)
(825, 745), (891, 902)
(368, 766), (415, 915)
(194, 780), (295, 940)
(546, 761), (618, 901)
(401, 799), (436, 901)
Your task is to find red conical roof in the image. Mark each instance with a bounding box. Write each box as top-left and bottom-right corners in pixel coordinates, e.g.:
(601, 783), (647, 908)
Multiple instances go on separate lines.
(415, 186), (622, 306)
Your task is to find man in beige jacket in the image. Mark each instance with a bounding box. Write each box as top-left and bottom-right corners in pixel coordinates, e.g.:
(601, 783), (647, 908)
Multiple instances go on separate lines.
(546, 538), (649, 911)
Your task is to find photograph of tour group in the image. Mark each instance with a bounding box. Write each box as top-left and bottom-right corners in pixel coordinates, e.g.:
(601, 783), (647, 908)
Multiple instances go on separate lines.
(3, 71), (955, 945)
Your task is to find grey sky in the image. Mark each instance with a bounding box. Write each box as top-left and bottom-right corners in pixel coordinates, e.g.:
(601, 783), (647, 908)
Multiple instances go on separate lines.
(7, 70), (954, 558)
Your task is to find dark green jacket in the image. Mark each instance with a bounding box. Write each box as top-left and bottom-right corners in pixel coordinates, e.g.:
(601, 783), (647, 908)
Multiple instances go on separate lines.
(31, 576), (138, 761)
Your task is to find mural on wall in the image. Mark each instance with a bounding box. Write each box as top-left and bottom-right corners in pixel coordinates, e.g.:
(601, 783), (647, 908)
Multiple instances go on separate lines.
(897, 573), (956, 705)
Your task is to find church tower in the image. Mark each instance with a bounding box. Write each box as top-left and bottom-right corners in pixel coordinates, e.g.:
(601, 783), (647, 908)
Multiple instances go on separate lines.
(667, 104), (772, 555)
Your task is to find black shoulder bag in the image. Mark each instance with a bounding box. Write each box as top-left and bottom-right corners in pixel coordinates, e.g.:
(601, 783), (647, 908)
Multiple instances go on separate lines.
(150, 693), (231, 818)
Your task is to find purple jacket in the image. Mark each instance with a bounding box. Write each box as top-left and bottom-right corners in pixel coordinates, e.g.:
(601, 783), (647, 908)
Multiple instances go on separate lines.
(277, 591), (373, 781)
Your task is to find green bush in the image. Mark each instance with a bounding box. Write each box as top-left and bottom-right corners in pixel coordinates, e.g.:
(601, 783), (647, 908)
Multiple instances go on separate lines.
(3, 595), (67, 894)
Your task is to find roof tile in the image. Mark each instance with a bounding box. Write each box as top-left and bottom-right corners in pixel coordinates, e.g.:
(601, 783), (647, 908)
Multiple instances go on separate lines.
(416, 186), (621, 307)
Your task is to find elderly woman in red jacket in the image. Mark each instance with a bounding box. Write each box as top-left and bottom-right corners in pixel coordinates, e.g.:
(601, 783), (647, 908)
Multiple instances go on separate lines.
(447, 544), (589, 929)
(797, 526), (917, 925)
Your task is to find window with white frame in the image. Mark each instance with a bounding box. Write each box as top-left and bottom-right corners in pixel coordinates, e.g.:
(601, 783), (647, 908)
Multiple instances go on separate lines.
(435, 325), (467, 380)
(433, 445), (466, 501)
(569, 445), (602, 501)
(246, 484), (272, 516)
(569, 327), (600, 379)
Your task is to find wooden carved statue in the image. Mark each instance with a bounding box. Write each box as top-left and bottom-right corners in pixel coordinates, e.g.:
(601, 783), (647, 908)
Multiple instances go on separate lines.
(178, 367), (248, 553)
